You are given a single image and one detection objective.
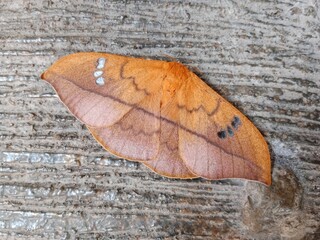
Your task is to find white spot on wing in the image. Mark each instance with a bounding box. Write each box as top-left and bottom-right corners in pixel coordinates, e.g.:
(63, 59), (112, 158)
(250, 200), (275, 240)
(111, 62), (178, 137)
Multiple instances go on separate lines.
(94, 57), (106, 86)
(96, 77), (105, 86)
(94, 70), (103, 77)
(97, 58), (106, 69)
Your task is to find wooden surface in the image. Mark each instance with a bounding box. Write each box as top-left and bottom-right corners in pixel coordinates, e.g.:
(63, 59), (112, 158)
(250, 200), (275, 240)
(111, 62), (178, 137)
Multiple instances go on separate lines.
(0, 0), (319, 239)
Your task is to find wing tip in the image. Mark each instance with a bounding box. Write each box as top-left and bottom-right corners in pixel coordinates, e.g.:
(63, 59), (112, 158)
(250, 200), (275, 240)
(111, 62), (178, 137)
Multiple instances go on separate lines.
(41, 69), (50, 82)
(263, 174), (272, 186)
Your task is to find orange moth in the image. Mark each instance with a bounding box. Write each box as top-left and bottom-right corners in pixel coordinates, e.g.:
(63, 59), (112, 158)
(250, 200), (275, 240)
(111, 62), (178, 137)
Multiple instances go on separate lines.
(41, 52), (271, 185)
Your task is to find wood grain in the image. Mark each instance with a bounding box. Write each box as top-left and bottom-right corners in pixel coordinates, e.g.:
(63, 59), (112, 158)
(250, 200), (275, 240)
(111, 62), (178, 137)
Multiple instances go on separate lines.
(0, 0), (319, 239)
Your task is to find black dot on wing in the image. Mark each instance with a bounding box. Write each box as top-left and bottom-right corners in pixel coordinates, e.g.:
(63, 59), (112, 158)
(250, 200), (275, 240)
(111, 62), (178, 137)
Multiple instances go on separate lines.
(217, 130), (227, 139)
(231, 116), (241, 129)
(227, 126), (234, 137)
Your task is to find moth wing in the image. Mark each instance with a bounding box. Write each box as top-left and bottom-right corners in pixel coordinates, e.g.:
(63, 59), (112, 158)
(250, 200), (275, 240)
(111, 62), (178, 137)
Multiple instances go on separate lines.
(42, 52), (168, 160)
(41, 52), (165, 128)
(177, 72), (271, 185)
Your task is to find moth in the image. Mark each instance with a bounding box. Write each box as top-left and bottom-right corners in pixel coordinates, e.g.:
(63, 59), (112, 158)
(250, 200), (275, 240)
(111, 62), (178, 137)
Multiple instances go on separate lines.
(41, 52), (271, 185)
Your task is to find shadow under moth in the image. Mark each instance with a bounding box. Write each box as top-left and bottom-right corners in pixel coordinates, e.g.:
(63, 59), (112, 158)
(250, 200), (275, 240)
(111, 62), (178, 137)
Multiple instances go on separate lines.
(41, 52), (271, 185)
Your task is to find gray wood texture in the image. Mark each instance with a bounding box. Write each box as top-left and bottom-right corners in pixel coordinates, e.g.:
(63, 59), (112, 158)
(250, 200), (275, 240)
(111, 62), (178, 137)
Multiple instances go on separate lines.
(0, 0), (319, 239)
